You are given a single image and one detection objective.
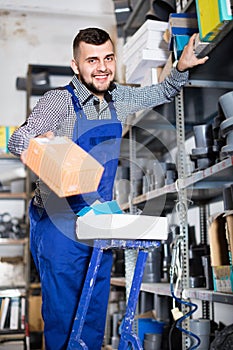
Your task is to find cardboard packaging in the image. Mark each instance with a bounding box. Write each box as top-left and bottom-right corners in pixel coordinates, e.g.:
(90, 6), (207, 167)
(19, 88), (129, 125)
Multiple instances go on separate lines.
(25, 136), (104, 198)
(208, 213), (233, 293)
(167, 13), (199, 60)
(76, 200), (168, 241)
(212, 265), (233, 293)
(77, 214), (168, 241)
(29, 295), (43, 332)
(208, 213), (229, 266)
(123, 20), (168, 62)
(226, 213), (233, 260)
(168, 12), (198, 36)
(123, 20), (169, 84)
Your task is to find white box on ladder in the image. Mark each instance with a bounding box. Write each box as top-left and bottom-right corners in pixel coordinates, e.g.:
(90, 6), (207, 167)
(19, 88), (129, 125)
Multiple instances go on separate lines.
(76, 214), (168, 241)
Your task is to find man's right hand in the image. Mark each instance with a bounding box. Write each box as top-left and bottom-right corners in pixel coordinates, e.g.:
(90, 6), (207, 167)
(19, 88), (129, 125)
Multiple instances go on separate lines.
(20, 131), (55, 164)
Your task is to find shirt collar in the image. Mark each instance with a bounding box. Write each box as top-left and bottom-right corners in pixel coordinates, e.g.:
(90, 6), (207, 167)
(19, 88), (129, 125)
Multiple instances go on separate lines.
(71, 75), (117, 106)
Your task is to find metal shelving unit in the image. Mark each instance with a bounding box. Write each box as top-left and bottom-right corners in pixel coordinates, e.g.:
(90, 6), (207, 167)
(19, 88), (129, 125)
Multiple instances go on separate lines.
(117, 1), (233, 349)
(0, 153), (30, 348)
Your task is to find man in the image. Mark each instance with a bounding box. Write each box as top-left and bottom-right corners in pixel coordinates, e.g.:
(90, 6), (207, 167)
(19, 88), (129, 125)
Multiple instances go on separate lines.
(8, 27), (208, 349)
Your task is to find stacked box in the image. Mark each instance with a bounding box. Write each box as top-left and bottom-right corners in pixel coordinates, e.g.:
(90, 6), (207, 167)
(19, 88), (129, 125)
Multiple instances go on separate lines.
(125, 48), (169, 85)
(208, 213), (233, 293)
(168, 13), (198, 60)
(168, 12), (198, 47)
(195, 0), (232, 42)
(212, 265), (233, 293)
(25, 136), (104, 198)
(0, 126), (18, 153)
(123, 20), (169, 84)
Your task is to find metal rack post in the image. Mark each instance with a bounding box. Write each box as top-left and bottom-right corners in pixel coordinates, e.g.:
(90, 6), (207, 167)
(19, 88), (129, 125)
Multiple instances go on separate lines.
(175, 90), (190, 350)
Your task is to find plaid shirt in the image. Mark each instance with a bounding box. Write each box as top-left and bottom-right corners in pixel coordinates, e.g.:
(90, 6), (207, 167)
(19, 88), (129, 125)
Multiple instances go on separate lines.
(8, 68), (188, 207)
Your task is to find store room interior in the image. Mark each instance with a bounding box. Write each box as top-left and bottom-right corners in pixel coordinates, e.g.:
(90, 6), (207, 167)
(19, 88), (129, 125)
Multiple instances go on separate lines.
(0, 1), (233, 350)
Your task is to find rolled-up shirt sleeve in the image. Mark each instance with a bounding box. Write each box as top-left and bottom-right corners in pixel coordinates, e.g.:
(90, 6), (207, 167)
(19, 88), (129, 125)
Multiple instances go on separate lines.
(8, 89), (70, 156)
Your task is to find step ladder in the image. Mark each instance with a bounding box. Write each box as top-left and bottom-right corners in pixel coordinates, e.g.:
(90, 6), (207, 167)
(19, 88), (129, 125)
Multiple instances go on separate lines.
(67, 239), (160, 350)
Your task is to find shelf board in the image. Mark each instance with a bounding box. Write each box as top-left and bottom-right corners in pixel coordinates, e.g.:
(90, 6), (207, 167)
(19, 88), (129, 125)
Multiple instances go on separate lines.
(111, 279), (233, 305)
(120, 156), (233, 210)
(111, 277), (126, 287)
(0, 153), (18, 160)
(133, 183), (177, 205)
(141, 282), (172, 297)
(180, 156), (233, 203)
(142, 283), (233, 305)
(0, 331), (26, 341)
(28, 64), (73, 76)
(0, 192), (27, 199)
(184, 288), (233, 305)
(0, 288), (26, 297)
(0, 238), (28, 245)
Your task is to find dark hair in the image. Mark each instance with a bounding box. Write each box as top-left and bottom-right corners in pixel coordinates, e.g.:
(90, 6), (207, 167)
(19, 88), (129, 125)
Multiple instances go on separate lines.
(73, 27), (113, 58)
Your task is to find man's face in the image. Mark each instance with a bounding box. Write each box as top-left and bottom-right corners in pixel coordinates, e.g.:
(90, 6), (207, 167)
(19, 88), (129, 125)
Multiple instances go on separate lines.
(73, 40), (116, 98)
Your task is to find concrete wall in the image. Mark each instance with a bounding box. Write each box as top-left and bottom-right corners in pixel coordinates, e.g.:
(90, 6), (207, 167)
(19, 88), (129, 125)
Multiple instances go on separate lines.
(0, 0), (117, 126)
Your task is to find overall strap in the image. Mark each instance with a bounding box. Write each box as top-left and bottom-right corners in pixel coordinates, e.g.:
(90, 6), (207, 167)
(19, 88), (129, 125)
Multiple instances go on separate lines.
(65, 83), (82, 115)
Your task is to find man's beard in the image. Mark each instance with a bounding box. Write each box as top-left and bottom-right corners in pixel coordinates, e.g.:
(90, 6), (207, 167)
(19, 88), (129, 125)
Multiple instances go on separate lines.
(78, 73), (113, 95)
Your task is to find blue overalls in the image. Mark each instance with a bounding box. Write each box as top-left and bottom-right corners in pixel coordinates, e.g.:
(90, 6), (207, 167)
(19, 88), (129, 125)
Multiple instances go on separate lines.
(29, 84), (122, 350)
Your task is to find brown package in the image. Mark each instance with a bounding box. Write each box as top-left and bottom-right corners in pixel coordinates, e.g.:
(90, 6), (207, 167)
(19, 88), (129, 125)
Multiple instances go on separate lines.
(25, 137), (104, 198)
(208, 214), (229, 266)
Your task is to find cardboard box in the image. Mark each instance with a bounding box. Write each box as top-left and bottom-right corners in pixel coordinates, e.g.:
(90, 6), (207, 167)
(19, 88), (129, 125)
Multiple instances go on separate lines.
(208, 213), (229, 266)
(212, 265), (233, 293)
(123, 21), (168, 63)
(158, 54), (173, 83)
(168, 13), (198, 36)
(209, 212), (233, 293)
(168, 12), (198, 52)
(123, 20), (169, 84)
(125, 48), (169, 84)
(0, 126), (18, 153)
(25, 136), (104, 198)
(29, 295), (44, 332)
(173, 35), (190, 60)
(77, 214), (168, 240)
(226, 213), (233, 261)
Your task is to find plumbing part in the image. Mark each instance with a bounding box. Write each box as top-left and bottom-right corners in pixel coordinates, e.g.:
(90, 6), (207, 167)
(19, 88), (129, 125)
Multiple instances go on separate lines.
(220, 117), (233, 157)
(219, 91), (233, 157)
(189, 319), (211, 350)
(144, 332), (162, 350)
(142, 246), (162, 283)
(223, 185), (233, 210)
(201, 255), (214, 290)
(219, 91), (233, 119)
(190, 124), (218, 170)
